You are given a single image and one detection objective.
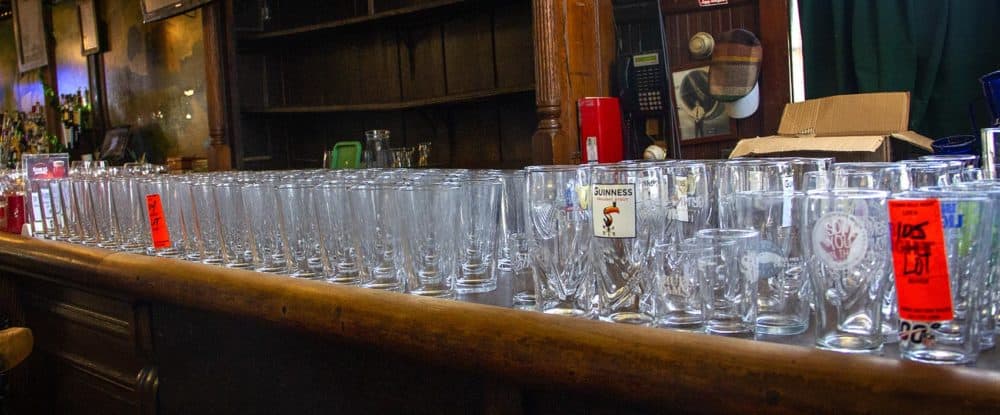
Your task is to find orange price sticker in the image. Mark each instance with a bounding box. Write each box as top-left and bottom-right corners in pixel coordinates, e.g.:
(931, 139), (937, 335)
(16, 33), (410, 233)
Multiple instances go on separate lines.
(146, 194), (171, 249)
(888, 199), (952, 322)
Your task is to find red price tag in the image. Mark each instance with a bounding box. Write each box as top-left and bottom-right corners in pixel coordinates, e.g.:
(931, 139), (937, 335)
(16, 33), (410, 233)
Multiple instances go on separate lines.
(146, 194), (171, 249)
(889, 199), (952, 321)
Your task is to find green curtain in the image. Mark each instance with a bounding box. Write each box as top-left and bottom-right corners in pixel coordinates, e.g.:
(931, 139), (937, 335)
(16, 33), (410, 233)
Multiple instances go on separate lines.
(800, 0), (1000, 139)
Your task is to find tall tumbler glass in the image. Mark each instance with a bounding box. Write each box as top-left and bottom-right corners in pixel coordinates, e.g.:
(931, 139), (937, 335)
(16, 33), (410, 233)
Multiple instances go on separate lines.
(526, 165), (594, 317)
(456, 176), (502, 293)
(397, 181), (460, 298)
(695, 228), (760, 336)
(891, 190), (993, 364)
(243, 181), (286, 274)
(47, 178), (72, 241)
(314, 180), (362, 283)
(170, 176), (202, 261)
(732, 191), (810, 335)
(276, 180), (326, 279)
(89, 175), (119, 248)
(591, 165), (666, 325)
(140, 177), (186, 258)
(349, 181), (405, 291)
(189, 181), (224, 264)
(803, 189), (891, 353)
(71, 177), (99, 245)
(498, 170), (533, 308)
(58, 178), (82, 242)
(110, 176), (150, 253)
(214, 182), (252, 268)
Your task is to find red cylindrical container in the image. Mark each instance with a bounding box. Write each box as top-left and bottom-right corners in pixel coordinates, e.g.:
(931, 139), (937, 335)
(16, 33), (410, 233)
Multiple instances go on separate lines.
(6, 193), (25, 234)
(578, 97), (624, 164)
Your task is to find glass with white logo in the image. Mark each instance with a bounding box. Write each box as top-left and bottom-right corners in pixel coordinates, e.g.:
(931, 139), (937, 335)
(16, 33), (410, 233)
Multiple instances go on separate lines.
(802, 189), (891, 353)
(591, 164), (665, 325)
(695, 228), (760, 336)
(526, 165), (594, 317)
(891, 190), (993, 364)
(732, 191), (810, 335)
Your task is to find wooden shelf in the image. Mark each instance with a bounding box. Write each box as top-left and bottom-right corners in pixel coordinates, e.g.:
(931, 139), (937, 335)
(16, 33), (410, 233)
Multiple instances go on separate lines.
(241, 84), (534, 114)
(240, 0), (466, 41)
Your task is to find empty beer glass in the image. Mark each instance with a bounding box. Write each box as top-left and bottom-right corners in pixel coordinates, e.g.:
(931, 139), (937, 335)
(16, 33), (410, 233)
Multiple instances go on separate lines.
(349, 180), (405, 291)
(215, 182), (253, 268)
(243, 180), (287, 274)
(591, 164), (665, 325)
(456, 176), (502, 293)
(313, 180), (362, 283)
(695, 228), (760, 336)
(803, 189), (891, 353)
(654, 238), (710, 330)
(141, 177), (186, 258)
(110, 176), (150, 253)
(397, 180), (460, 297)
(732, 191), (810, 335)
(891, 190), (993, 364)
(527, 165), (594, 316)
(276, 179), (325, 279)
(498, 170), (534, 308)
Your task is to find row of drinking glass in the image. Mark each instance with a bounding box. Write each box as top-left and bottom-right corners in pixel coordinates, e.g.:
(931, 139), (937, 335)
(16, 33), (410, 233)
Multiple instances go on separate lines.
(526, 155), (997, 364)
(28, 167), (532, 299)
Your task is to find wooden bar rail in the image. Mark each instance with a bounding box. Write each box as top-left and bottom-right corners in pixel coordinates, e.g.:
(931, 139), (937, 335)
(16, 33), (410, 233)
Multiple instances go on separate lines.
(0, 233), (998, 414)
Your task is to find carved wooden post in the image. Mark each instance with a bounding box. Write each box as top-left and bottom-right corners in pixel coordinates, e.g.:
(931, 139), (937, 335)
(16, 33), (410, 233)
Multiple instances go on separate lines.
(532, 0), (616, 165)
(203, 2), (232, 171)
(531, 0), (563, 165)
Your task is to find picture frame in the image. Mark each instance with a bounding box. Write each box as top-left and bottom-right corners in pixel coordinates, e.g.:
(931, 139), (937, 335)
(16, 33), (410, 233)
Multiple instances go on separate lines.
(79, 0), (100, 55)
(671, 64), (737, 144)
(140, 0), (213, 24)
(100, 126), (132, 162)
(12, 0), (48, 73)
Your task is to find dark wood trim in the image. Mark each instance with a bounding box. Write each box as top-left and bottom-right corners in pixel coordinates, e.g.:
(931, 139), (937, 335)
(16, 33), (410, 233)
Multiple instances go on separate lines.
(757, 0), (791, 135)
(203, 2), (233, 171)
(0, 234), (998, 414)
(241, 0), (464, 40)
(660, 0), (755, 14)
(242, 84), (534, 113)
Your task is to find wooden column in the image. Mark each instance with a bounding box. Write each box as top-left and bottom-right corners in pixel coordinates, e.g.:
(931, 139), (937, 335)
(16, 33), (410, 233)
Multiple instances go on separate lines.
(203, 2), (232, 171)
(531, 0), (616, 165)
(758, 0), (792, 135)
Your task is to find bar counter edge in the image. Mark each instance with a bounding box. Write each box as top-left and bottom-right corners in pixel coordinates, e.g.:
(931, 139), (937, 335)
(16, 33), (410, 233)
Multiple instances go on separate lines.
(0, 233), (996, 414)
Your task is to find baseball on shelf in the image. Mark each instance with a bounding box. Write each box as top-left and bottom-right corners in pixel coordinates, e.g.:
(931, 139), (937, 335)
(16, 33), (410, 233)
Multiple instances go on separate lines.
(643, 145), (667, 160)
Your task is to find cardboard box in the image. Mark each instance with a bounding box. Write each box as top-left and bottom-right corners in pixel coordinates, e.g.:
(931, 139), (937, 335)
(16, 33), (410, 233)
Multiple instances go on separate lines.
(729, 92), (934, 162)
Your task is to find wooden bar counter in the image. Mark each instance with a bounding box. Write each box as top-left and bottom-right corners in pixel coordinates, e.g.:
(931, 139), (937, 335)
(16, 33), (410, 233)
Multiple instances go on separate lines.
(0, 233), (997, 414)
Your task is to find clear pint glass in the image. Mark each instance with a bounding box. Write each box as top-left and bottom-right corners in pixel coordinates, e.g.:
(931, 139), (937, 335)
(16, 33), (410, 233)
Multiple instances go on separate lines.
(314, 180), (361, 283)
(349, 180), (405, 291)
(276, 180), (325, 279)
(526, 165), (594, 317)
(591, 164), (666, 325)
(732, 191), (809, 335)
(803, 189), (891, 353)
(695, 228), (760, 336)
(397, 181), (460, 298)
(891, 190), (993, 364)
(215, 182), (253, 269)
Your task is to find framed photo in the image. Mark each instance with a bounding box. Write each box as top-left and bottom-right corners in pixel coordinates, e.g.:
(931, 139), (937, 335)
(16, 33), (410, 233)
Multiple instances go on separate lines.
(671, 66), (732, 141)
(100, 126), (131, 162)
(79, 0), (100, 55)
(12, 0), (48, 73)
(140, 0), (213, 24)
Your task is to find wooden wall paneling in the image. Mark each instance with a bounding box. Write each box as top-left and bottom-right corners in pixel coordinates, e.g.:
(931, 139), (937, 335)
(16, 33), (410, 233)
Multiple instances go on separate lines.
(493, 2), (534, 89)
(757, 0), (791, 135)
(356, 28), (403, 104)
(280, 46), (326, 107)
(497, 92), (537, 167)
(265, 54), (284, 107)
(402, 108), (451, 166)
(443, 8), (496, 94)
(399, 22), (447, 100)
(270, 0), (366, 31)
(235, 54), (267, 109)
(286, 114), (327, 168)
(450, 101), (501, 167)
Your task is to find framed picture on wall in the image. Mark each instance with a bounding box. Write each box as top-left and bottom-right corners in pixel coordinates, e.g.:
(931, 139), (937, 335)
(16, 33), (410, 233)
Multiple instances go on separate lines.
(12, 0), (48, 72)
(671, 65), (734, 142)
(79, 0), (100, 55)
(140, 0), (213, 24)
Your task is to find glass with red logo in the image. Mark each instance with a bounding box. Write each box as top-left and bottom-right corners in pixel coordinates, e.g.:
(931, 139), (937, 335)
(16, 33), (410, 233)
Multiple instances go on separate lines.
(802, 189), (892, 353)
